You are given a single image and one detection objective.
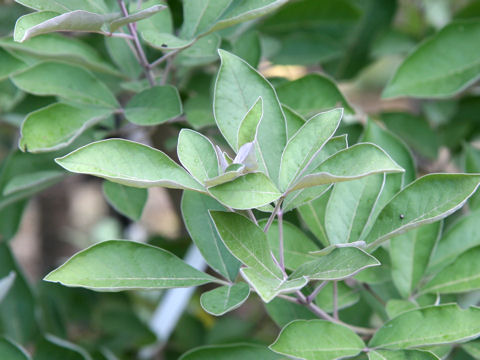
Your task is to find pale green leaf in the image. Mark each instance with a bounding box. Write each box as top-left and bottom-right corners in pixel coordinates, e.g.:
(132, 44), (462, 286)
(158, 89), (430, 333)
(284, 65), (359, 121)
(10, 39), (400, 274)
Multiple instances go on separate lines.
(208, 173), (281, 210)
(142, 31), (194, 50)
(385, 299), (418, 319)
(181, 191), (240, 282)
(44, 240), (218, 290)
(283, 105), (305, 139)
(210, 211), (306, 302)
(369, 304), (480, 349)
(102, 181), (147, 221)
(422, 246), (480, 294)
(204, 168), (244, 187)
(0, 337), (30, 360)
(124, 85), (182, 125)
(214, 50), (286, 182)
(0, 49), (28, 81)
(290, 246), (380, 281)
(237, 96), (263, 149)
(269, 319), (365, 360)
(429, 209), (480, 273)
(265, 298), (316, 327)
(314, 282), (360, 314)
(390, 222), (441, 298)
(134, 0), (172, 34)
(465, 144), (480, 210)
(11, 62), (118, 108)
(177, 129), (219, 183)
(180, 0), (232, 39)
(2, 170), (64, 196)
(366, 174), (480, 249)
(291, 143), (404, 192)
(15, 0), (109, 13)
(262, 219), (318, 270)
(175, 33), (220, 67)
(19, 103), (112, 153)
(279, 108), (342, 191)
(14, 10), (118, 42)
(55, 139), (204, 191)
(34, 335), (91, 360)
(325, 174), (384, 244)
(383, 20), (480, 98)
(109, 5), (166, 32)
(277, 74), (354, 118)
(200, 282), (250, 316)
(462, 340), (480, 359)
(180, 343), (282, 360)
(297, 188), (332, 247)
(368, 350), (439, 360)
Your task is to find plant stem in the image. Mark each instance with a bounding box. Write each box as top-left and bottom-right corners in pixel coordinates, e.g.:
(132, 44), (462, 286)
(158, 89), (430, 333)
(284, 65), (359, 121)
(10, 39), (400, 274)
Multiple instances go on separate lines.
(306, 281), (327, 303)
(117, 0), (155, 87)
(149, 49), (181, 69)
(104, 32), (135, 40)
(277, 207), (285, 272)
(246, 209), (258, 225)
(263, 197), (284, 233)
(333, 280), (339, 320)
(161, 56), (175, 85)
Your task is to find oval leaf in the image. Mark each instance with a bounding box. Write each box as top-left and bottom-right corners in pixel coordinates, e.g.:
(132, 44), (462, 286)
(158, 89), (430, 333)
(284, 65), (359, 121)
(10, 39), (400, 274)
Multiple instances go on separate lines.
(200, 282), (250, 316)
(180, 343), (282, 360)
(368, 350), (439, 360)
(102, 181), (147, 221)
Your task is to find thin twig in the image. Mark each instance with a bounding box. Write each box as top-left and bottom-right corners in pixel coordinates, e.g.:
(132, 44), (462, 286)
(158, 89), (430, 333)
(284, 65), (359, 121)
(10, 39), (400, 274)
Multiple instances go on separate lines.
(333, 281), (339, 320)
(306, 281), (328, 303)
(117, 0), (155, 87)
(277, 207), (285, 272)
(263, 197), (284, 233)
(104, 32), (135, 40)
(246, 209), (258, 225)
(161, 56), (175, 85)
(149, 49), (181, 69)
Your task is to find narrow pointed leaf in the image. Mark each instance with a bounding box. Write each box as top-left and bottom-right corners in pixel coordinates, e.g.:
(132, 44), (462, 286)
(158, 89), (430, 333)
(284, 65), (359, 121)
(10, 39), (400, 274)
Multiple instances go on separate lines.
(366, 174), (480, 249)
(369, 304), (480, 349)
(298, 189), (332, 247)
(109, 5), (166, 32)
(181, 191), (240, 282)
(368, 350), (440, 360)
(200, 282), (250, 316)
(291, 143), (404, 191)
(291, 246), (380, 281)
(390, 222), (441, 298)
(180, 343), (282, 360)
(422, 246), (480, 294)
(204, 168), (244, 187)
(44, 240), (218, 290)
(19, 103), (112, 153)
(214, 50), (286, 182)
(102, 181), (147, 221)
(237, 96), (263, 148)
(270, 319), (365, 360)
(383, 20), (480, 98)
(124, 85), (182, 126)
(0, 337), (30, 360)
(142, 31), (194, 50)
(11, 62), (118, 108)
(325, 174), (384, 244)
(208, 173), (281, 209)
(283, 105), (305, 139)
(177, 129), (219, 183)
(55, 139), (204, 191)
(180, 0), (232, 39)
(279, 108), (342, 191)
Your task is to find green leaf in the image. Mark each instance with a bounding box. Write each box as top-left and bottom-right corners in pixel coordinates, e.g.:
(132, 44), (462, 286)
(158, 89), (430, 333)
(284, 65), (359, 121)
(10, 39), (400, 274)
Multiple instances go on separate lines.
(0, 49), (28, 81)
(55, 139), (204, 191)
(14, 10), (118, 42)
(109, 5), (166, 32)
(385, 299), (418, 319)
(314, 282), (360, 314)
(200, 282), (250, 316)
(102, 181), (147, 221)
(368, 350), (440, 360)
(283, 105), (305, 139)
(0, 201), (27, 243)
(44, 240), (218, 290)
(290, 246), (380, 281)
(0, 337), (30, 360)
(19, 103), (112, 153)
(462, 340), (480, 359)
(265, 298), (316, 327)
(0, 34), (120, 76)
(291, 143), (404, 192)
(325, 174), (384, 244)
(214, 50), (286, 183)
(134, 0), (172, 34)
(175, 33), (220, 67)
(277, 74), (354, 118)
(181, 191), (240, 282)
(366, 174), (480, 249)
(465, 144), (480, 211)
(34, 335), (91, 360)
(180, 343), (283, 360)
(177, 129), (219, 183)
(422, 246), (480, 294)
(237, 96), (263, 148)
(15, 0), (109, 13)
(297, 188), (331, 247)
(429, 209), (480, 273)
(279, 108), (342, 191)
(2, 170), (64, 196)
(262, 220), (318, 270)
(383, 20), (480, 98)
(369, 304), (480, 349)
(210, 211), (306, 302)
(269, 319), (365, 360)
(105, 36), (142, 79)
(208, 173), (281, 210)
(390, 222), (441, 298)
(142, 31), (194, 50)
(124, 85), (182, 126)
(11, 62), (118, 108)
